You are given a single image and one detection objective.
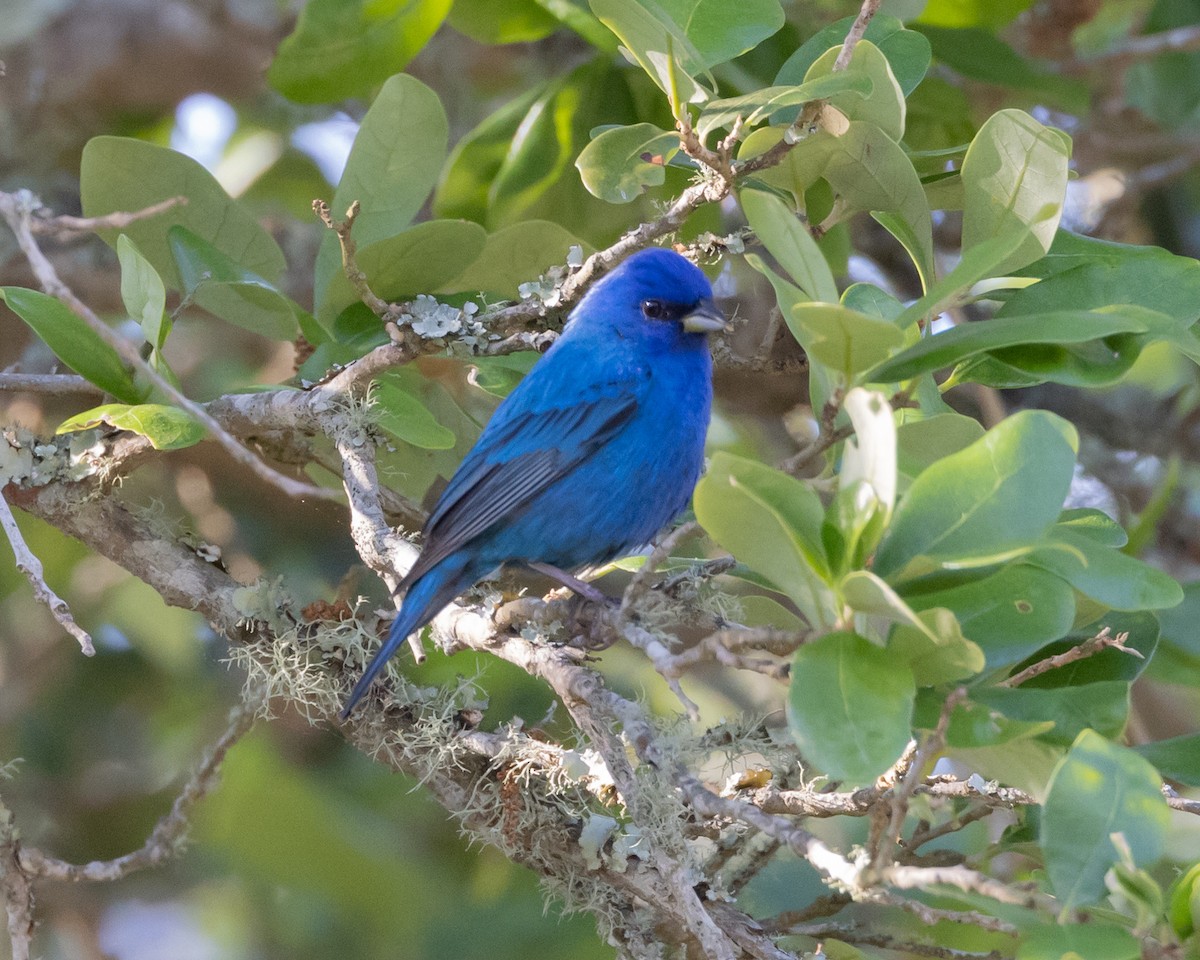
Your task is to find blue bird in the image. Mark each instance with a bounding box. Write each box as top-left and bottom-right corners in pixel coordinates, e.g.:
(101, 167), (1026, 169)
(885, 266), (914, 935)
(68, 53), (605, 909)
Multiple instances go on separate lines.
(342, 247), (724, 717)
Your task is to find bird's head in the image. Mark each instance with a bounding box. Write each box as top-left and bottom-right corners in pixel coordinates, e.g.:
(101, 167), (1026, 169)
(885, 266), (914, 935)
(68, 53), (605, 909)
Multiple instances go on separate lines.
(569, 247), (726, 351)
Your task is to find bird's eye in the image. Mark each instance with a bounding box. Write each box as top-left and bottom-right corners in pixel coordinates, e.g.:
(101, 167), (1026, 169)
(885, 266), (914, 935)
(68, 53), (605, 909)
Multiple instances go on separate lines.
(641, 299), (669, 320)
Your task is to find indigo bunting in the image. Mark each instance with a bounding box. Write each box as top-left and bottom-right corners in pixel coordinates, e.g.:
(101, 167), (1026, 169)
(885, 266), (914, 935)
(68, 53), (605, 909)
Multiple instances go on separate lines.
(342, 247), (724, 716)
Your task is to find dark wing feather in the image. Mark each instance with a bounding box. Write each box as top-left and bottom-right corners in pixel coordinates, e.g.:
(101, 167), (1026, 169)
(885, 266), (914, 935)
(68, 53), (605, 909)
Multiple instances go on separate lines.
(400, 394), (638, 587)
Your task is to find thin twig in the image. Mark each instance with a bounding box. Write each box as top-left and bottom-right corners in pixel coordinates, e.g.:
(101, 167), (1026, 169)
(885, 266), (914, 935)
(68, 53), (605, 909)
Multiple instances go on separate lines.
(312, 200), (405, 326)
(28, 196), (187, 239)
(0, 373), (102, 395)
(18, 698), (257, 882)
(0, 492), (94, 655)
(869, 688), (966, 875)
(0, 190), (337, 503)
(834, 0), (883, 72)
(998, 628), (1138, 688)
(1164, 785), (1200, 816)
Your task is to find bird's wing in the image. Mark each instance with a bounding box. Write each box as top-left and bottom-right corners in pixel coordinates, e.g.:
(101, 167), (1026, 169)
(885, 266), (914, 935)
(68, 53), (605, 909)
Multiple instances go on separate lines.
(401, 391), (640, 587)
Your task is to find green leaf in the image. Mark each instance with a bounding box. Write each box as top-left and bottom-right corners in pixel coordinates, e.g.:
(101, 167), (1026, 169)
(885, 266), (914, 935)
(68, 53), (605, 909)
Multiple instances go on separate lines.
(467, 353), (539, 398)
(80, 136), (286, 291)
(774, 13), (931, 97)
(1027, 529), (1183, 612)
(314, 74), (449, 319)
(57, 403), (204, 451)
(1, 287), (142, 403)
(875, 411), (1077, 580)
(1135, 733), (1200, 787)
(588, 0), (785, 105)
(809, 123), (935, 288)
(575, 123), (678, 203)
(895, 412), (985, 487)
(167, 227), (300, 340)
(788, 632), (915, 784)
(740, 189), (838, 303)
(117, 234), (168, 350)
(890, 609), (985, 685)
(806, 41), (906, 142)
(267, 0), (453, 103)
(1016, 923), (1140, 960)
(841, 283), (904, 323)
(1169, 862), (1200, 940)
(1013, 612), (1159, 688)
(904, 564), (1076, 670)
(448, 0), (560, 43)
(975, 681), (1130, 745)
(1042, 730), (1171, 910)
(866, 309), (1153, 385)
(961, 109), (1070, 276)
(693, 451), (835, 626)
(697, 72), (873, 139)
(790, 303), (906, 378)
(743, 254), (836, 414)
(373, 377), (456, 449)
(444, 221), (586, 297)
(918, 0), (1033, 29)
(891, 227), (1033, 331)
(319, 220), (489, 326)
(916, 25), (1088, 110)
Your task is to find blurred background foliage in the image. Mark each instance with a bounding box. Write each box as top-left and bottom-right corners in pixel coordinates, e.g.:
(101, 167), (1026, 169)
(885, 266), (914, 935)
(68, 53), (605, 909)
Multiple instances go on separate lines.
(4, 0), (1200, 957)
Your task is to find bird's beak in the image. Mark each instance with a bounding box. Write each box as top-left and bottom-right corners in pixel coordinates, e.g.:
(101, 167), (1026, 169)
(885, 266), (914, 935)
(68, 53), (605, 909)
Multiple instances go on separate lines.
(682, 302), (728, 334)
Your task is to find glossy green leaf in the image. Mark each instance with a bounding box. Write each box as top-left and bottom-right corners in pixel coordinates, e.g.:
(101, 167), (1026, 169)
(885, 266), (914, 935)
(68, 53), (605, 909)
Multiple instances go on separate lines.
(975, 681), (1130, 745)
(1027, 530), (1183, 612)
(943, 699), (1055, 749)
(805, 41), (905, 142)
(575, 123), (678, 203)
(1170, 862), (1200, 940)
(320, 220), (489, 326)
(117, 234), (168, 350)
(1016, 923), (1140, 960)
(904, 564), (1076, 670)
(841, 283), (904, 323)
(80, 136), (286, 291)
(866, 309), (1153, 385)
(445, 222), (586, 297)
(315, 75), (449, 318)
(788, 632), (915, 784)
(56, 403), (204, 451)
(696, 72), (872, 139)
(268, 0), (453, 103)
(740, 189), (838, 303)
(961, 109), (1069, 276)
(0, 287), (142, 403)
(790, 303), (905, 377)
(448, 0), (560, 43)
(775, 13), (931, 97)
(894, 412), (985, 487)
(875, 411), (1077, 580)
(168, 227), (300, 340)
(589, 0), (785, 105)
(892, 227), (1032, 331)
(1136, 733), (1200, 787)
(373, 377), (456, 449)
(693, 451), (835, 626)
(1042, 729), (1170, 909)
(890, 609), (985, 685)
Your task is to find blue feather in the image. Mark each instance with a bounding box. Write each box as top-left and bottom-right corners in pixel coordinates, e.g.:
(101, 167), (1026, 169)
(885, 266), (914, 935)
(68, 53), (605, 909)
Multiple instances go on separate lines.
(342, 247), (721, 717)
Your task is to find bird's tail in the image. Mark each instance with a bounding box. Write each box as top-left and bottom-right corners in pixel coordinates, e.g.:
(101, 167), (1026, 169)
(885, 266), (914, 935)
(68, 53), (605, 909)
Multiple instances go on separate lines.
(340, 557), (475, 718)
